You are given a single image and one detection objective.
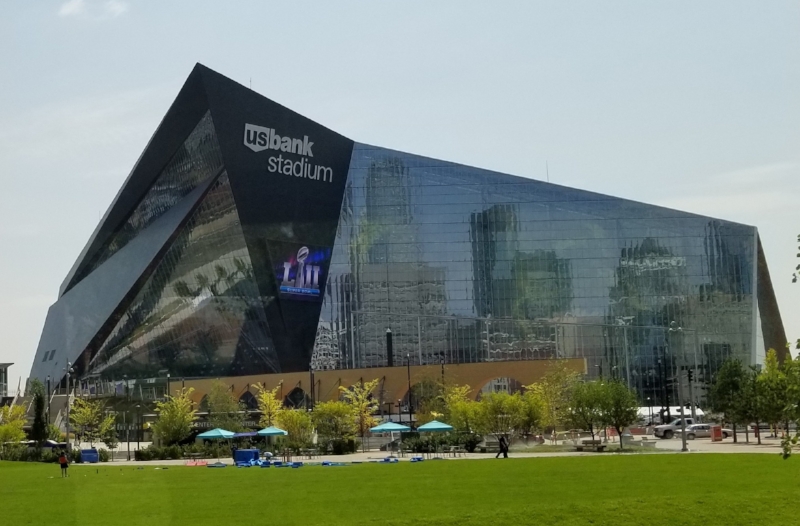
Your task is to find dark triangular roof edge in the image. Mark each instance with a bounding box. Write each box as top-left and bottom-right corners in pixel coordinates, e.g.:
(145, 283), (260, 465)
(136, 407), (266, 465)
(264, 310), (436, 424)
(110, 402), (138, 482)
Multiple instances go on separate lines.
(59, 64), (212, 297)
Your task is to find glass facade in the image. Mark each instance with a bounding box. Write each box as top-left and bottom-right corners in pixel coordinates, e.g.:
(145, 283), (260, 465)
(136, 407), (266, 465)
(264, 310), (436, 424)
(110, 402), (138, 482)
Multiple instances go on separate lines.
(67, 111), (224, 290)
(85, 172), (279, 380)
(33, 65), (783, 408)
(312, 144), (759, 403)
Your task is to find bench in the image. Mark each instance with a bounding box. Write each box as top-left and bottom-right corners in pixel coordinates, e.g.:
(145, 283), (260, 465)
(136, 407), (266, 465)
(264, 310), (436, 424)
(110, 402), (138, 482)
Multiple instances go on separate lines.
(574, 439), (607, 452)
(448, 446), (467, 457)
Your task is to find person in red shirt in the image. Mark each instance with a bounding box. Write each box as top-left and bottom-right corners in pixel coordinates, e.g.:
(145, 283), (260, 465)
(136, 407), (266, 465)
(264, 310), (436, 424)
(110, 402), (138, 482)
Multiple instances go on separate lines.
(58, 451), (69, 478)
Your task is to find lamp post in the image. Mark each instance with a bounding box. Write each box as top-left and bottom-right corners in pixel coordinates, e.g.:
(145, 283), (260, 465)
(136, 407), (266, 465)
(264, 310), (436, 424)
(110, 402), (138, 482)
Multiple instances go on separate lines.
(668, 321), (687, 452)
(166, 373), (171, 399)
(386, 328), (393, 367)
(136, 404), (141, 450)
(397, 399), (402, 424)
(440, 355), (445, 386)
(124, 374), (130, 460)
(65, 362), (73, 450)
(46, 375), (51, 425)
(406, 354), (413, 429)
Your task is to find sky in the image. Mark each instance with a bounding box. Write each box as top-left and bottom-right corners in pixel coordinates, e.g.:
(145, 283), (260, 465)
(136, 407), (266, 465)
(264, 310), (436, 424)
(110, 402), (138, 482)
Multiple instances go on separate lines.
(1, 1), (798, 391)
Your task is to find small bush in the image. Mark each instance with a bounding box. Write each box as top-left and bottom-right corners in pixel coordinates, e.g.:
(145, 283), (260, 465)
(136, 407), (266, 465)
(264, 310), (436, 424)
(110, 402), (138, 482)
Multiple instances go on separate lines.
(99, 449), (110, 462)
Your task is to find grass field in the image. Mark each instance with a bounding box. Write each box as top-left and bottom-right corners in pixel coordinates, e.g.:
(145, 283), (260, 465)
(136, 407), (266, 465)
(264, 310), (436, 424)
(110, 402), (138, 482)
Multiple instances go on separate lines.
(3, 455), (799, 525)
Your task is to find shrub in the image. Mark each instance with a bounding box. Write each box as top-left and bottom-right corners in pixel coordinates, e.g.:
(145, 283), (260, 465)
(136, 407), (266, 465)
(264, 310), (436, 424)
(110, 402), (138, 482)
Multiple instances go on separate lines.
(99, 449), (110, 462)
(330, 438), (358, 455)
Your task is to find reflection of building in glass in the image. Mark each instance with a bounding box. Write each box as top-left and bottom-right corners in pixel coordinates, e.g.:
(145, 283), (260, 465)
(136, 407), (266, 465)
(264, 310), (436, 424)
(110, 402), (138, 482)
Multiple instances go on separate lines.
(31, 64), (786, 407)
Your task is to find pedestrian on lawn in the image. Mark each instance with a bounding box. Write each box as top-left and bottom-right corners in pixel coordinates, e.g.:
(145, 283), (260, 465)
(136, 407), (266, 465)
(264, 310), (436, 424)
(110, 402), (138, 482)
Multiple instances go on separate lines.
(58, 450), (69, 477)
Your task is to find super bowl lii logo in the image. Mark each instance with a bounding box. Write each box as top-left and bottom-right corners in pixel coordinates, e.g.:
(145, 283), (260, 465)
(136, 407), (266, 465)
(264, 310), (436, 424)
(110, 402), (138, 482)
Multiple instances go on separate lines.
(280, 246), (322, 297)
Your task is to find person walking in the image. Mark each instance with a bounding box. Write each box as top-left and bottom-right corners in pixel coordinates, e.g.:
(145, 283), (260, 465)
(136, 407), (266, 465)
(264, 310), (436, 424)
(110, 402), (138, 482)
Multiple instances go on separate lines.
(495, 436), (509, 459)
(58, 450), (69, 478)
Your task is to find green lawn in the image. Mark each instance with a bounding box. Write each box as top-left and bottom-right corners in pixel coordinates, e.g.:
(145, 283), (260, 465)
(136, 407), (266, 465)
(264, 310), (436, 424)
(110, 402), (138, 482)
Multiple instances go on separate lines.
(3, 455), (799, 525)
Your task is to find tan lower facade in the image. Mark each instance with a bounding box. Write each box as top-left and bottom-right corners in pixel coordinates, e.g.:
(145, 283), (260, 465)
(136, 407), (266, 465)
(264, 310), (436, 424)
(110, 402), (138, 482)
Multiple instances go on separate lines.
(180, 358), (586, 407)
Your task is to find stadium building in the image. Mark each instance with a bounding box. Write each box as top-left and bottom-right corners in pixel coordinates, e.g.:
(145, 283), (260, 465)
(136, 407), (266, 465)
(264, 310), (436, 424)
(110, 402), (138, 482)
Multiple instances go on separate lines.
(30, 64), (785, 409)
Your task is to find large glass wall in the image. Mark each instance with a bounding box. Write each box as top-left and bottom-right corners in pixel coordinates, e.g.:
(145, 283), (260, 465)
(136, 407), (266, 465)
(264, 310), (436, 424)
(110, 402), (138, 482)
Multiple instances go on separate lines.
(84, 172), (280, 380)
(68, 111), (224, 289)
(313, 144), (758, 404)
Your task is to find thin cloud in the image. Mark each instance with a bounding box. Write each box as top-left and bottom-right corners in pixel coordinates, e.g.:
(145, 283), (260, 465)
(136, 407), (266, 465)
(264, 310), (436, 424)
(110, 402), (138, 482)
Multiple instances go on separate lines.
(58, 0), (129, 19)
(58, 0), (85, 16)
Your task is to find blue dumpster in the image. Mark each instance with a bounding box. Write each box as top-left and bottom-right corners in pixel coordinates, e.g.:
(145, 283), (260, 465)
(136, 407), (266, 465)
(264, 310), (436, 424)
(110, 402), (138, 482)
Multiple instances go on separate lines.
(234, 449), (259, 463)
(81, 449), (99, 463)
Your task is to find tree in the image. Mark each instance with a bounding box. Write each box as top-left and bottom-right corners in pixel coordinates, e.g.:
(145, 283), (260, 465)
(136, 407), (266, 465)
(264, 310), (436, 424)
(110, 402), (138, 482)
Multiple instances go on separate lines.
(709, 358), (748, 443)
(599, 380), (639, 450)
(474, 392), (525, 441)
(276, 409), (313, 452)
(339, 379), (379, 451)
(70, 398), (108, 446)
(442, 384), (477, 434)
(311, 400), (356, 450)
(518, 390), (545, 443)
(254, 384), (283, 428)
(410, 377), (445, 426)
(568, 381), (605, 441)
(526, 361), (581, 438)
(29, 379), (48, 447)
(758, 349), (791, 436)
(0, 405), (27, 450)
(152, 387), (197, 445)
(100, 414), (118, 459)
(206, 381), (245, 432)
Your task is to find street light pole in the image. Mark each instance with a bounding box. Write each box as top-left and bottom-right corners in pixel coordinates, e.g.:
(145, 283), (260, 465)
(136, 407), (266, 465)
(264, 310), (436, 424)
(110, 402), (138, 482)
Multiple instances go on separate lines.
(668, 321), (687, 452)
(46, 375), (51, 425)
(406, 354), (413, 429)
(65, 362), (73, 450)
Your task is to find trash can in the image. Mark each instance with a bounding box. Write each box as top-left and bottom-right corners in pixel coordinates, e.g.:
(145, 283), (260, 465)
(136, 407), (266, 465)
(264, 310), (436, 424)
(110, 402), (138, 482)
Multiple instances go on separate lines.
(710, 425), (723, 442)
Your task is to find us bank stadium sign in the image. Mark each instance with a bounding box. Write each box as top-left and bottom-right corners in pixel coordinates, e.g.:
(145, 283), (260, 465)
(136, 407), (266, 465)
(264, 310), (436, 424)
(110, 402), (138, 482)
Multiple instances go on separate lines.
(243, 123), (334, 183)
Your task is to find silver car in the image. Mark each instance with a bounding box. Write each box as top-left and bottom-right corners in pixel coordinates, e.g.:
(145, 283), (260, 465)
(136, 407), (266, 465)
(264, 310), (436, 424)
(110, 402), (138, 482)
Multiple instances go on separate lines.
(683, 423), (733, 440)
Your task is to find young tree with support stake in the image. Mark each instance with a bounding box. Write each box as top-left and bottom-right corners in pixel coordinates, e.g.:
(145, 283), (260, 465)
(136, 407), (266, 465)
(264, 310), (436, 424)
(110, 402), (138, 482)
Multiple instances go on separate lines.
(254, 384), (283, 428)
(568, 381), (605, 442)
(709, 359), (748, 443)
(152, 387), (197, 446)
(339, 379), (379, 452)
(599, 380), (639, 450)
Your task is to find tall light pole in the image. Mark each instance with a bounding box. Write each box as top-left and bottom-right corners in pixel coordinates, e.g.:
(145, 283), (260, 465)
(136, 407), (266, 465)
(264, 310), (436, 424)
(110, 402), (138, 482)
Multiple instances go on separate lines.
(406, 354), (413, 429)
(166, 373), (171, 399)
(668, 321), (687, 452)
(386, 328), (393, 367)
(65, 362), (73, 450)
(124, 374), (130, 460)
(46, 375), (51, 425)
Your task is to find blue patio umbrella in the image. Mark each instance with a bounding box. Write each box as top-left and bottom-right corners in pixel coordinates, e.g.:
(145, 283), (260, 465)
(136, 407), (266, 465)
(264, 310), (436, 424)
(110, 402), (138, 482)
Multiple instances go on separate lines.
(197, 428), (235, 439)
(197, 428), (235, 460)
(257, 426), (288, 436)
(370, 421), (411, 456)
(417, 420), (454, 433)
(370, 422), (411, 433)
(417, 420), (454, 458)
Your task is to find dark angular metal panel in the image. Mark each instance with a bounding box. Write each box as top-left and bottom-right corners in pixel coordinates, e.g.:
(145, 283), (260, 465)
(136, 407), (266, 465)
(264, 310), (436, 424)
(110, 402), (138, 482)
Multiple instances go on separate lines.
(197, 65), (355, 372)
(756, 234), (788, 361)
(31, 173), (219, 385)
(59, 65), (211, 297)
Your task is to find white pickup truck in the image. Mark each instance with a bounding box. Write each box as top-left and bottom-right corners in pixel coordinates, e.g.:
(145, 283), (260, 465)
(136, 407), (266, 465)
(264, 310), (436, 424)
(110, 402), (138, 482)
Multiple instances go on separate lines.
(653, 418), (696, 439)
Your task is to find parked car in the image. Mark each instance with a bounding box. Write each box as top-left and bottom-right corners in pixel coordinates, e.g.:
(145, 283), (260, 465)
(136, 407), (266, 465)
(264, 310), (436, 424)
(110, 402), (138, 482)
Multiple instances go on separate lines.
(654, 418), (696, 439)
(682, 423), (733, 440)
